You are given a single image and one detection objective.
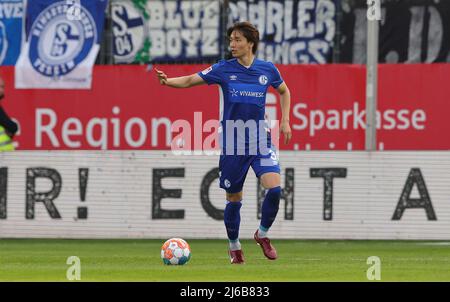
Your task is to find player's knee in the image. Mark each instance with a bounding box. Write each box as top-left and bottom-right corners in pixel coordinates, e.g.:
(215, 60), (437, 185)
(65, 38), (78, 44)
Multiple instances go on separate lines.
(226, 192), (243, 202)
(260, 172), (281, 189)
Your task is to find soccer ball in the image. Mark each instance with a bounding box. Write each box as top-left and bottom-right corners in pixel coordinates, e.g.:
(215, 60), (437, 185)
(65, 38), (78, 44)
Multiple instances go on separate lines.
(161, 238), (191, 265)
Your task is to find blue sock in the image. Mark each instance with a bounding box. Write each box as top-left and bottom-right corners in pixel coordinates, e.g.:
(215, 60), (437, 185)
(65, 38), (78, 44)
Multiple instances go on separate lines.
(260, 187), (281, 234)
(224, 201), (242, 243)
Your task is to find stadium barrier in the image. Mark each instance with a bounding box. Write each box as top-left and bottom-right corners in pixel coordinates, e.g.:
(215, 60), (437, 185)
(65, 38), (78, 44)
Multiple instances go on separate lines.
(3, 63), (450, 151)
(0, 151), (449, 239)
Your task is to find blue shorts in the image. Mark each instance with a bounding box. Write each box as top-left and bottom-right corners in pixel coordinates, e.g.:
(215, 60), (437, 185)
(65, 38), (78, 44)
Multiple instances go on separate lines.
(219, 147), (280, 193)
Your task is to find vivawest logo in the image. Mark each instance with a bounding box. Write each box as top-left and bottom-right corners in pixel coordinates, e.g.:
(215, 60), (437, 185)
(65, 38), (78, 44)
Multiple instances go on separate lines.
(112, 1), (146, 63)
(29, 1), (97, 77)
(229, 88), (265, 98)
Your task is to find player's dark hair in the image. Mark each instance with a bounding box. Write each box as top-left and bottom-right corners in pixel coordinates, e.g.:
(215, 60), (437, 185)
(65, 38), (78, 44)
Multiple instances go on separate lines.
(227, 21), (260, 54)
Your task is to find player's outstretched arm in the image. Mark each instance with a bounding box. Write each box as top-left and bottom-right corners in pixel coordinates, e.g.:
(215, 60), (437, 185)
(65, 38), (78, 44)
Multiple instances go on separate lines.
(155, 68), (205, 88)
(277, 82), (292, 144)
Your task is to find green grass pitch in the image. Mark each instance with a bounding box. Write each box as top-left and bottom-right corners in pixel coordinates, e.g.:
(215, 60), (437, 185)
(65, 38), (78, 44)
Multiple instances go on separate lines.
(0, 239), (449, 281)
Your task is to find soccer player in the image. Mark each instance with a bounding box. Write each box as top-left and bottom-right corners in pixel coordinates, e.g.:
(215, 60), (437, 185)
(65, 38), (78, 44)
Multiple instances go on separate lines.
(155, 21), (292, 264)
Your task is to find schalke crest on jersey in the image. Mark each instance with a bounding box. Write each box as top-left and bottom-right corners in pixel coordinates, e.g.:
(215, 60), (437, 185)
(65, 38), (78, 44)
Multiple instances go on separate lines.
(28, 1), (97, 77)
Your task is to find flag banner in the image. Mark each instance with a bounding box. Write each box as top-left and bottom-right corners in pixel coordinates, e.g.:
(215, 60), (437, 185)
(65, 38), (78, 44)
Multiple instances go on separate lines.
(339, 0), (450, 63)
(2, 63), (450, 150)
(228, 0), (337, 64)
(14, 0), (108, 89)
(147, 0), (221, 64)
(111, 0), (151, 64)
(0, 0), (24, 66)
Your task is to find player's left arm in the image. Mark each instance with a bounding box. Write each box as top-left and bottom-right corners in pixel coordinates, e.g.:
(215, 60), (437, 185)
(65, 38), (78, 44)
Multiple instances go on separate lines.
(276, 82), (292, 144)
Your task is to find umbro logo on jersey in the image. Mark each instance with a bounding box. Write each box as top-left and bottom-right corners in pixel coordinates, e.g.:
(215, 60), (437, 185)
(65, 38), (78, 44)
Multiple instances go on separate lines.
(230, 75), (237, 80)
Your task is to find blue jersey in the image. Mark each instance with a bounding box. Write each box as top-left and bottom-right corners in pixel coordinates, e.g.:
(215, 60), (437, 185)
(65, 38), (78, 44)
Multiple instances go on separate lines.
(198, 58), (283, 155)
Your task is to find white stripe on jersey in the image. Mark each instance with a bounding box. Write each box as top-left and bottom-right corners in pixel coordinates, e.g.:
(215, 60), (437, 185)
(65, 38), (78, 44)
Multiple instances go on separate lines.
(218, 85), (224, 122)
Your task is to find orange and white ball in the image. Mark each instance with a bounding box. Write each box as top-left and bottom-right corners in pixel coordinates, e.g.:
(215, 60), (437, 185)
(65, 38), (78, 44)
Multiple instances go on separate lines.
(161, 238), (191, 265)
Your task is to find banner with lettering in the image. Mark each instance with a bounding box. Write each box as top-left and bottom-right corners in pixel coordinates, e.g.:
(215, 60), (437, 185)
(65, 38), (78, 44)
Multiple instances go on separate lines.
(339, 0), (450, 63)
(2, 63), (450, 150)
(147, 0), (221, 63)
(228, 0), (337, 64)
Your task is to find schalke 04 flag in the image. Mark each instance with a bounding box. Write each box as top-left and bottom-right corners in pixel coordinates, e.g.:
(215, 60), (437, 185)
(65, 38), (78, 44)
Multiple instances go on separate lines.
(0, 0), (24, 66)
(15, 0), (108, 89)
(111, 0), (150, 64)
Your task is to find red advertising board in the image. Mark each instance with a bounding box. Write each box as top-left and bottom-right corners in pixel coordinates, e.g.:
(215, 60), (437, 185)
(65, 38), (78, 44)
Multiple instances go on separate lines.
(1, 64), (449, 150)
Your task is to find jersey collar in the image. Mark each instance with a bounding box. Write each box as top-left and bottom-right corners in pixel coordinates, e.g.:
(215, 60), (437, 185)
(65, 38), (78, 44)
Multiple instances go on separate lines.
(234, 57), (256, 71)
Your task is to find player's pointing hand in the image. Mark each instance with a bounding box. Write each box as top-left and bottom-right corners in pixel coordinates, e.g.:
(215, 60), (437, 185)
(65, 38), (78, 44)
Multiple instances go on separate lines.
(155, 68), (168, 85)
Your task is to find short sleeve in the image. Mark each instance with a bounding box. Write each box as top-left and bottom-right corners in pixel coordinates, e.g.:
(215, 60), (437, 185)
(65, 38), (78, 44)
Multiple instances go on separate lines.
(270, 62), (283, 89)
(197, 60), (226, 85)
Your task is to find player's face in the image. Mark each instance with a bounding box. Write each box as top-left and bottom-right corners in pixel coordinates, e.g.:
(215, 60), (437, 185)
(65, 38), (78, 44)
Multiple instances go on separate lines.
(229, 30), (253, 58)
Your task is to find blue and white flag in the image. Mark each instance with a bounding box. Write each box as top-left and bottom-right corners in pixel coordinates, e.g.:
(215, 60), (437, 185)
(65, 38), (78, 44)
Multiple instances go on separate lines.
(15, 0), (108, 89)
(228, 0), (337, 64)
(0, 0), (24, 66)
